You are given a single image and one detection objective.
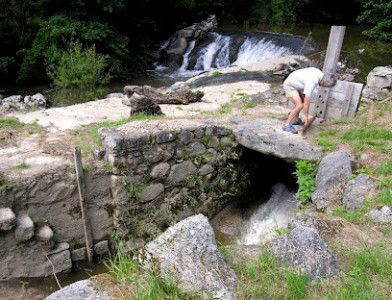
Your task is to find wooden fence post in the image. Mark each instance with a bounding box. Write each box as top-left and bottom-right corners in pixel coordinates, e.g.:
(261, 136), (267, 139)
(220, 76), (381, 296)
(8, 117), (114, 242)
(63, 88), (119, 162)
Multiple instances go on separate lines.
(73, 146), (94, 264)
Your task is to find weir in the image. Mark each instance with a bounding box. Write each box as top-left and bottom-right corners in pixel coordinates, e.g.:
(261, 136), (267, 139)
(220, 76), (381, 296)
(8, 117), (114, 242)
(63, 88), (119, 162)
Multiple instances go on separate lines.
(160, 30), (319, 72)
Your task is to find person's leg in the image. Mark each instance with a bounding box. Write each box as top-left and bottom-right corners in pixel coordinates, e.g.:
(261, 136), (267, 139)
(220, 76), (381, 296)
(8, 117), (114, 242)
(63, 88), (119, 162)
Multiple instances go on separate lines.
(285, 94), (303, 126)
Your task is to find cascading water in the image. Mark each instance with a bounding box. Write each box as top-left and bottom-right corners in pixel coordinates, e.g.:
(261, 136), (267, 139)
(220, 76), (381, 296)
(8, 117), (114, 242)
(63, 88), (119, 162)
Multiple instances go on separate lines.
(233, 37), (293, 66)
(158, 30), (318, 76)
(241, 183), (297, 245)
(194, 33), (231, 70)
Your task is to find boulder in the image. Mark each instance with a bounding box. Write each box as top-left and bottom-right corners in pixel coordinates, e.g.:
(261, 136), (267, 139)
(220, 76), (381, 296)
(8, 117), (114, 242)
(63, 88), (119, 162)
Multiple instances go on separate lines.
(367, 205), (392, 224)
(135, 214), (238, 299)
(362, 66), (392, 102)
(159, 15), (218, 69)
(46, 279), (99, 300)
(269, 226), (340, 278)
(0, 95), (23, 113)
(312, 151), (352, 211)
(150, 162), (170, 178)
(342, 173), (377, 211)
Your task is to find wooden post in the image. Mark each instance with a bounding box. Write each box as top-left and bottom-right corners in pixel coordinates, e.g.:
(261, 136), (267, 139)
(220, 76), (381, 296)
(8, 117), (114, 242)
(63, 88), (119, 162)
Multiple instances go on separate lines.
(73, 146), (94, 264)
(322, 26), (346, 84)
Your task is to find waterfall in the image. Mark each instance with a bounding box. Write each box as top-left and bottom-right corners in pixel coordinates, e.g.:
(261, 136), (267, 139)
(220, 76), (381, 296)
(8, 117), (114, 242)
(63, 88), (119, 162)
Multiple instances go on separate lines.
(194, 33), (231, 70)
(233, 37), (293, 66)
(241, 183), (297, 245)
(179, 40), (196, 71)
(159, 30), (317, 74)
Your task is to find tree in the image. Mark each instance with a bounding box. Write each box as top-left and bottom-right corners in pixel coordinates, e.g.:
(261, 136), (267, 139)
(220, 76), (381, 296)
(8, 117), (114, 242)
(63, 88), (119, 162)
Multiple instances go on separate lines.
(357, 0), (392, 41)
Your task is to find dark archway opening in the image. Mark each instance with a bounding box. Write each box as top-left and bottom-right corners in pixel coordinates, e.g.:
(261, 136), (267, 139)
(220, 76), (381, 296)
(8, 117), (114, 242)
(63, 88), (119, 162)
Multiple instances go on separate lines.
(239, 147), (298, 208)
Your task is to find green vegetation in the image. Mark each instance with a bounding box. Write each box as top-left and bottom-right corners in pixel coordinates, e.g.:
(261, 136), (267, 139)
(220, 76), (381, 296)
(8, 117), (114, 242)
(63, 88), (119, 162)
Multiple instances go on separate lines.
(218, 103), (232, 115)
(15, 162), (30, 169)
(357, 0), (392, 41)
(0, 118), (24, 129)
(47, 41), (110, 105)
(211, 71), (222, 76)
(105, 242), (194, 299)
(1, 0), (388, 86)
(0, 177), (13, 190)
(221, 237), (392, 300)
(293, 160), (317, 207)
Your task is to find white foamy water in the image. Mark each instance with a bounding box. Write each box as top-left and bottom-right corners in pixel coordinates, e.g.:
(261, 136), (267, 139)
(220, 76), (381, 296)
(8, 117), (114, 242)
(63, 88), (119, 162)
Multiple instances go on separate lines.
(233, 38), (292, 66)
(241, 183), (297, 245)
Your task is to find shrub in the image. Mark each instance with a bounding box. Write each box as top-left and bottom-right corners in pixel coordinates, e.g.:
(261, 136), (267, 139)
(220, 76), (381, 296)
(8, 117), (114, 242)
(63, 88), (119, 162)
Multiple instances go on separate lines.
(293, 160), (317, 206)
(47, 41), (110, 90)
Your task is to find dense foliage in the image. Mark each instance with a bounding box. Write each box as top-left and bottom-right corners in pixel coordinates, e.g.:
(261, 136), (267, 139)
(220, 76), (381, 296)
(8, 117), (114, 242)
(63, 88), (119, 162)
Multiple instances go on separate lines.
(357, 0), (392, 41)
(0, 0), (390, 84)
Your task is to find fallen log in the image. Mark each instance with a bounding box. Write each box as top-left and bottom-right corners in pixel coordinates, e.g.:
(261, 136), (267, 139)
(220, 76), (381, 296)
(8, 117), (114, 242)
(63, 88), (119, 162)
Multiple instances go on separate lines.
(123, 85), (204, 105)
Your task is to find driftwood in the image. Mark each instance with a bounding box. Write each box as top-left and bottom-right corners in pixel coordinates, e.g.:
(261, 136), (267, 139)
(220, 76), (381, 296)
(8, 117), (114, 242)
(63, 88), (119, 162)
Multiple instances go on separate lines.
(122, 93), (163, 116)
(122, 85), (204, 116)
(123, 85), (204, 105)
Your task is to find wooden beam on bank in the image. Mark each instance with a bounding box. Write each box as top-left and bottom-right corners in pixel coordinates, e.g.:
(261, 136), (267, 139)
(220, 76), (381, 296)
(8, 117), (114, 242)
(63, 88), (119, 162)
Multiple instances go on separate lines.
(322, 26), (346, 83)
(73, 146), (94, 264)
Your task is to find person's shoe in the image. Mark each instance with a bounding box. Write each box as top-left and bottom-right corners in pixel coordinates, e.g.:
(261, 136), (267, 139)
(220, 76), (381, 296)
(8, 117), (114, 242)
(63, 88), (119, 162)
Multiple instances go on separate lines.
(282, 124), (298, 134)
(290, 118), (305, 126)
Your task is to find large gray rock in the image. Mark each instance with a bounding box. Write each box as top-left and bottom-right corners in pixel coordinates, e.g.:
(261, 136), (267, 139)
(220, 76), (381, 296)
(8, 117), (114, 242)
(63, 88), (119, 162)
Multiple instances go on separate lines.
(269, 226), (340, 278)
(135, 214), (238, 299)
(362, 66), (392, 102)
(367, 205), (392, 224)
(343, 173), (377, 211)
(233, 119), (322, 162)
(312, 151), (352, 211)
(46, 279), (106, 300)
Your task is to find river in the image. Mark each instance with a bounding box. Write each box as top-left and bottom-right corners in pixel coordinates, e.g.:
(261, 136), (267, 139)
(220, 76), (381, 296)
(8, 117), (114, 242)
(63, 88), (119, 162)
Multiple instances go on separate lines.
(1, 23), (391, 103)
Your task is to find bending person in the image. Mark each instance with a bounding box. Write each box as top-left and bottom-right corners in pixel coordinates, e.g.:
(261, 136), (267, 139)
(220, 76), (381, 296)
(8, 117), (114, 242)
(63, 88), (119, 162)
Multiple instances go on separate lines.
(282, 67), (327, 134)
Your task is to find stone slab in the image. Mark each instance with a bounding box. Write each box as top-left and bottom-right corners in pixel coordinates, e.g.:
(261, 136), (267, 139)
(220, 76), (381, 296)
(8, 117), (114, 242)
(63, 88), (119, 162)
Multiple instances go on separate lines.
(233, 119), (322, 162)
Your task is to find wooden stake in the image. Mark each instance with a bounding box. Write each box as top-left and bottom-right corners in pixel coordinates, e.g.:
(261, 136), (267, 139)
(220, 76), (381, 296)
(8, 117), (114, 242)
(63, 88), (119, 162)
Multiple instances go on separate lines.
(73, 146), (94, 264)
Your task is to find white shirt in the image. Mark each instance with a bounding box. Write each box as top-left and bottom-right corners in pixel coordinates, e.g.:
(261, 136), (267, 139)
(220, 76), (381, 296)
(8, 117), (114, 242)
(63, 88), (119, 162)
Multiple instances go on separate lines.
(286, 67), (323, 97)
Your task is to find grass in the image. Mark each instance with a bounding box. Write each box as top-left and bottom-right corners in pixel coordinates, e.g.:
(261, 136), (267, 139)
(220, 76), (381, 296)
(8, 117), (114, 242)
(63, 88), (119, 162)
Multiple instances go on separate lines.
(15, 162), (30, 169)
(0, 118), (25, 129)
(223, 238), (392, 300)
(104, 246), (196, 299)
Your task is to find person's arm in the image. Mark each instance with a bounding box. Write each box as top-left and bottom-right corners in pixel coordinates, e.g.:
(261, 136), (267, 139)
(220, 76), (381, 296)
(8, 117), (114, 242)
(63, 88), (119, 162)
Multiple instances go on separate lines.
(303, 95), (311, 125)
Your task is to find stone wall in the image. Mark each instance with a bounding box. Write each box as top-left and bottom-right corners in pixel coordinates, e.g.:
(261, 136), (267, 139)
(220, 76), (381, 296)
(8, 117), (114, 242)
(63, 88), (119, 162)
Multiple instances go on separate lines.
(0, 119), (249, 280)
(99, 119), (248, 250)
(0, 168), (113, 280)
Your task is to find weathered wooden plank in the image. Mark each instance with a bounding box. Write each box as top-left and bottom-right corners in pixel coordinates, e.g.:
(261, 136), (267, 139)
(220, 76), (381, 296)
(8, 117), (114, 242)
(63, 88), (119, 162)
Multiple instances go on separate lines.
(74, 146), (94, 264)
(309, 80), (363, 119)
(322, 26), (346, 83)
(341, 84), (354, 118)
